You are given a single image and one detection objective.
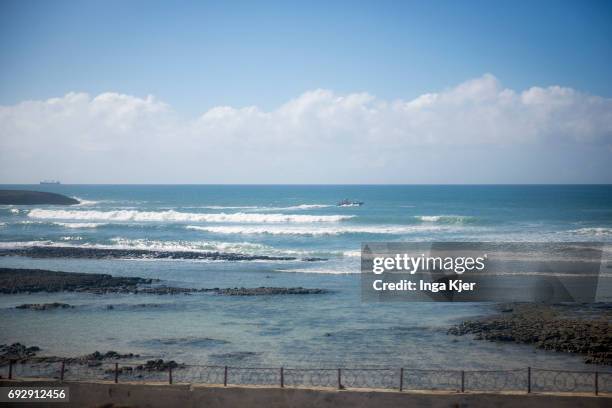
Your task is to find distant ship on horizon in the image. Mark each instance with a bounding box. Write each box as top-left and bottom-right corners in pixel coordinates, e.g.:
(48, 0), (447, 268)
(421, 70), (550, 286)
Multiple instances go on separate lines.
(40, 180), (61, 185)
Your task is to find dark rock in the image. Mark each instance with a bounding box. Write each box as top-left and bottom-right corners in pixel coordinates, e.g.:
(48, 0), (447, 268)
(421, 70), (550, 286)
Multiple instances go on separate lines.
(210, 351), (259, 361)
(213, 286), (328, 296)
(0, 246), (296, 262)
(0, 190), (79, 205)
(16, 302), (73, 310)
(448, 303), (612, 365)
(0, 268), (329, 296)
(136, 359), (184, 371)
(0, 268), (157, 294)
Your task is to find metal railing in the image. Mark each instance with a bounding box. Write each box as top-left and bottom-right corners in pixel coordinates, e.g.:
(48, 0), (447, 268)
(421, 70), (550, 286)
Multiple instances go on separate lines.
(2, 360), (611, 395)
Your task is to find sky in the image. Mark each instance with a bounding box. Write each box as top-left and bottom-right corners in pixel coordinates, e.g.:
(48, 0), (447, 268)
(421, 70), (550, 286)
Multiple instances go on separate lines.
(0, 0), (611, 183)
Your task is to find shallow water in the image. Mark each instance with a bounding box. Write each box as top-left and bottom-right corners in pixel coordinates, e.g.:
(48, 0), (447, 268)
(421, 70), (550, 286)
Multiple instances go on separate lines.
(1, 185), (611, 370)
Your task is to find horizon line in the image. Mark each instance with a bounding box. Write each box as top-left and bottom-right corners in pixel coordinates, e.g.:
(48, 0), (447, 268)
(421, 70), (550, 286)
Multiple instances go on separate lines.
(1, 183), (612, 187)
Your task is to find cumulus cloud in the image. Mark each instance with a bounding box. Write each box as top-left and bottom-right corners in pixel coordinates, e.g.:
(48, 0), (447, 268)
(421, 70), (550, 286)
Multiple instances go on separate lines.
(0, 74), (611, 183)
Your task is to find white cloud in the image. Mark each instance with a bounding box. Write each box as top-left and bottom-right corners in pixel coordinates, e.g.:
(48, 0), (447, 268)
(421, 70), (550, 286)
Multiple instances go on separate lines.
(0, 74), (611, 183)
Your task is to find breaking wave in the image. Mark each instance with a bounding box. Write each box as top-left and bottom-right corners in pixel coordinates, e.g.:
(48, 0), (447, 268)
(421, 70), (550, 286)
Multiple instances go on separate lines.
(0, 208), (22, 215)
(106, 237), (276, 254)
(275, 267), (359, 275)
(72, 197), (100, 206)
(197, 205), (260, 210)
(53, 222), (107, 229)
(199, 204), (332, 211)
(0, 238), (332, 259)
(415, 215), (475, 223)
(568, 227), (612, 237)
(9, 220), (106, 229)
(0, 240), (56, 249)
(186, 224), (449, 236)
(27, 209), (352, 223)
(277, 204), (332, 210)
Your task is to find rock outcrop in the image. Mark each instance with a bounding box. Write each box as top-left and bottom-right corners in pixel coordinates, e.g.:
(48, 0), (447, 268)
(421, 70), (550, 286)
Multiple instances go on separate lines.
(0, 190), (79, 205)
(448, 303), (612, 365)
(16, 302), (74, 310)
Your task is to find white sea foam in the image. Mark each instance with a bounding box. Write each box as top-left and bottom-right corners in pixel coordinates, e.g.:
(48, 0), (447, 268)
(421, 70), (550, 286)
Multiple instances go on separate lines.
(72, 197), (99, 206)
(568, 227), (612, 236)
(275, 267), (359, 275)
(15, 220), (106, 229)
(198, 205), (260, 210)
(53, 222), (107, 229)
(0, 240), (55, 248)
(277, 204), (332, 210)
(187, 224), (447, 236)
(27, 209), (352, 223)
(107, 237), (275, 254)
(415, 215), (473, 223)
(199, 204), (332, 211)
(0, 207), (22, 215)
(0, 238), (319, 259)
(0, 235), (358, 259)
(107, 237), (344, 258)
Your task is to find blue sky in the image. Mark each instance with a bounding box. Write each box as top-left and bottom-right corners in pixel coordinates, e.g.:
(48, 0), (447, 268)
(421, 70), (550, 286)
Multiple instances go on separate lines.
(0, 1), (611, 183)
(1, 0), (611, 114)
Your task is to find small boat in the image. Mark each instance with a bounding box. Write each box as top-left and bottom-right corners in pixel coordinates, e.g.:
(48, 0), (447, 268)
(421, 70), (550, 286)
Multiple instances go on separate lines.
(40, 180), (61, 185)
(337, 199), (364, 207)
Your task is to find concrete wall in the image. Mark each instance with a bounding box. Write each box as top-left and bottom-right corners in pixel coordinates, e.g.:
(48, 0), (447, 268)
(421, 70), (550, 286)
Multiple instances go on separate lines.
(1, 379), (610, 408)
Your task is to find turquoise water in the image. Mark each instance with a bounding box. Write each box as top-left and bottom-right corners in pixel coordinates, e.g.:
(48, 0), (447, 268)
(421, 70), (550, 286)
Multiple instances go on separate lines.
(0, 185), (611, 369)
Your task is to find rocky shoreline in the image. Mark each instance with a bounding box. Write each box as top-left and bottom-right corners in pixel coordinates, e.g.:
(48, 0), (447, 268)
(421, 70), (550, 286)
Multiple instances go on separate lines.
(16, 302), (74, 310)
(212, 287), (328, 296)
(0, 343), (181, 374)
(0, 268), (329, 296)
(448, 303), (612, 365)
(0, 268), (157, 294)
(0, 246), (327, 262)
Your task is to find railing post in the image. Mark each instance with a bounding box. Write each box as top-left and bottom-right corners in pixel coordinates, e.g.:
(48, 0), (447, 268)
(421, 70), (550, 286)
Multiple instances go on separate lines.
(60, 361), (65, 381)
(461, 370), (465, 392)
(527, 367), (531, 393)
(114, 363), (119, 384)
(280, 367), (284, 388)
(8, 359), (13, 380)
(169, 366), (173, 384)
(399, 368), (403, 392)
(595, 371), (598, 396)
(224, 366), (228, 386)
(337, 368), (342, 390)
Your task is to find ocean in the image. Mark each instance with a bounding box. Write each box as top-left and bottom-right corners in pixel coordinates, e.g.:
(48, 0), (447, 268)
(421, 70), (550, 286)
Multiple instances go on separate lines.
(1, 184), (611, 370)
